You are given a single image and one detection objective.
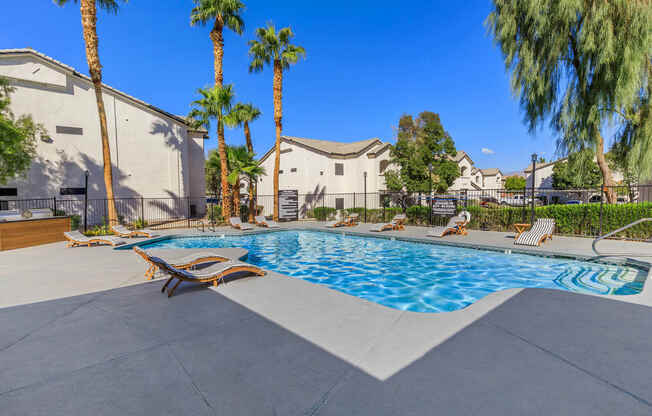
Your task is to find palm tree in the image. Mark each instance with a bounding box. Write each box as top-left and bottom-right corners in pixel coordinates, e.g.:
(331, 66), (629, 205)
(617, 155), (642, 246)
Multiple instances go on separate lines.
(248, 24), (305, 221)
(189, 85), (235, 218)
(227, 103), (261, 221)
(190, 0), (245, 87)
(227, 145), (265, 218)
(55, 0), (125, 225)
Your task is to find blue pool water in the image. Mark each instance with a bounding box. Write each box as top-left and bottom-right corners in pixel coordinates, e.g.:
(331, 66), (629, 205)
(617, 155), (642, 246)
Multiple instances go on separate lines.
(140, 231), (646, 313)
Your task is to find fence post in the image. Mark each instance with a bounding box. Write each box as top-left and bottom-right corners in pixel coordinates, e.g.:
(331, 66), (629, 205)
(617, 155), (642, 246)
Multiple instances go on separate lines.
(141, 196), (145, 225)
(186, 196), (191, 229)
(599, 184), (605, 236)
(52, 196), (57, 214)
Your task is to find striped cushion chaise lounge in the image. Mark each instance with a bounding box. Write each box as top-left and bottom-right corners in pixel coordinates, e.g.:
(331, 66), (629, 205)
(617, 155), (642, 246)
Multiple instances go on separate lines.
(111, 224), (157, 238)
(370, 214), (407, 232)
(514, 218), (555, 247)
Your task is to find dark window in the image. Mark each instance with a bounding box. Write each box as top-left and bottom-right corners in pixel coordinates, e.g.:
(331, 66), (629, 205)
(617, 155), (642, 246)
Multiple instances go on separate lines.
(335, 163), (344, 176)
(56, 126), (84, 135)
(60, 188), (86, 196)
(335, 198), (344, 210)
(0, 201), (7, 210)
(290, 168), (297, 173)
(278, 170), (284, 174)
(379, 160), (390, 174)
(320, 171), (324, 176)
(0, 188), (17, 197)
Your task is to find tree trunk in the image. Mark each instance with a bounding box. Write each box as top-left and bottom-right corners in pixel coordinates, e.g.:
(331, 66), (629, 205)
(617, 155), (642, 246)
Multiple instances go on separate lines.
(210, 18), (224, 87)
(244, 121), (256, 222)
(218, 119), (231, 218)
(80, 0), (117, 226)
(595, 131), (616, 203)
(273, 60), (283, 222)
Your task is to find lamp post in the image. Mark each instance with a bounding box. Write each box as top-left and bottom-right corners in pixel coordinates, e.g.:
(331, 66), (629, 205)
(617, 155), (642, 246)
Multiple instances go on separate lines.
(428, 163), (433, 226)
(83, 170), (89, 232)
(530, 153), (537, 224)
(363, 171), (367, 223)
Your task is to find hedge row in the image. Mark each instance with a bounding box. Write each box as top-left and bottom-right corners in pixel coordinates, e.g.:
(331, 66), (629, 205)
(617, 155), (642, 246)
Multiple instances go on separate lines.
(309, 202), (652, 239)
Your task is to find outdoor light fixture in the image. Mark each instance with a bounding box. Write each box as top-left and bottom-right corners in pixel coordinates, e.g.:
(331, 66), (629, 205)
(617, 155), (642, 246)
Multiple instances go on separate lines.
(530, 153), (537, 224)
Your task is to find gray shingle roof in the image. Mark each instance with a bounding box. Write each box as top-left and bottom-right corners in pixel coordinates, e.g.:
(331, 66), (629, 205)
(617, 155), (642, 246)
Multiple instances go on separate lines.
(283, 136), (382, 156)
(0, 48), (206, 134)
(480, 168), (502, 176)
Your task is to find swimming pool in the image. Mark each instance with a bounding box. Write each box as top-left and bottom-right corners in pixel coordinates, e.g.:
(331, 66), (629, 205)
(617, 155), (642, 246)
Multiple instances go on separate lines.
(139, 231), (647, 313)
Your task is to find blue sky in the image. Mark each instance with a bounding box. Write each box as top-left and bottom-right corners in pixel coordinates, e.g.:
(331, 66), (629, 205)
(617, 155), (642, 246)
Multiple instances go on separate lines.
(1, 0), (560, 172)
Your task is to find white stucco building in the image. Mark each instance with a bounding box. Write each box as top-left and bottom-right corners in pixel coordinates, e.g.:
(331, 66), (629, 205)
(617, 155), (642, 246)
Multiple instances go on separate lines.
(0, 49), (207, 216)
(257, 136), (392, 196)
(448, 151), (504, 191)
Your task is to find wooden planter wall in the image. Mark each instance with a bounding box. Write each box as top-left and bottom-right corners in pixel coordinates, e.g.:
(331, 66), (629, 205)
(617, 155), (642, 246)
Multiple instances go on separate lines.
(0, 217), (71, 251)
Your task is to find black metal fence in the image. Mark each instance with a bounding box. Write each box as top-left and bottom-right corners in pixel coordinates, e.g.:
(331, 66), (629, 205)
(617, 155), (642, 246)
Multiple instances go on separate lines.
(2, 184), (651, 240)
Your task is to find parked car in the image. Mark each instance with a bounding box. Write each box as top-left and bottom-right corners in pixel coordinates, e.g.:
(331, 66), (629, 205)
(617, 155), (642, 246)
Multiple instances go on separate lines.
(565, 200), (582, 205)
(479, 196), (499, 208)
(500, 194), (531, 206)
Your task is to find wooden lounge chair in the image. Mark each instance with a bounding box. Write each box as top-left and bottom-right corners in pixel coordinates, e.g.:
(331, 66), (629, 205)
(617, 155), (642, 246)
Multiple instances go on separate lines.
(229, 217), (254, 230)
(427, 211), (471, 238)
(111, 224), (157, 238)
(147, 255), (266, 297)
(133, 246), (229, 280)
(345, 213), (359, 226)
(255, 216), (280, 228)
(370, 214), (407, 232)
(64, 230), (125, 247)
(514, 218), (555, 247)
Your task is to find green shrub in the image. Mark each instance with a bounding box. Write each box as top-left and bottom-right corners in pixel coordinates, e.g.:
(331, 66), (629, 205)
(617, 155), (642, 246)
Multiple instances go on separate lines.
(133, 217), (148, 229)
(312, 207), (337, 220)
(207, 205), (223, 224)
(54, 209), (82, 230)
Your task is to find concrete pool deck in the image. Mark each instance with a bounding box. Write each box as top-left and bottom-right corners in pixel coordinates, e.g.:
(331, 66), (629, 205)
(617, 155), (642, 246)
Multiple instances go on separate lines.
(0, 224), (651, 414)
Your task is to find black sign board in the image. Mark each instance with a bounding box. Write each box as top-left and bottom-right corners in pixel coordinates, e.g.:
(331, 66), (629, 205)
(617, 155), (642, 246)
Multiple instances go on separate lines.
(60, 187), (86, 196)
(278, 189), (298, 221)
(0, 188), (18, 197)
(432, 197), (458, 216)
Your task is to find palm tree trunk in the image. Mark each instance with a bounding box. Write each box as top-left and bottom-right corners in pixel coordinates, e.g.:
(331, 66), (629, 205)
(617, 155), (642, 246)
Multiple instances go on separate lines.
(244, 121), (256, 222)
(595, 131), (615, 203)
(210, 18), (224, 87)
(273, 60), (283, 222)
(80, 0), (117, 226)
(218, 119), (231, 218)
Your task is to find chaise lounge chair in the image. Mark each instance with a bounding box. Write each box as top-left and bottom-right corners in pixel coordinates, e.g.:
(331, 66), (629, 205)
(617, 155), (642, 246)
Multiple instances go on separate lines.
(255, 216), (280, 228)
(324, 212), (348, 228)
(147, 255), (266, 297)
(427, 211), (471, 238)
(370, 214), (407, 232)
(345, 213), (359, 226)
(111, 224), (157, 238)
(229, 217), (254, 230)
(133, 246), (229, 280)
(514, 218), (555, 247)
(64, 230), (125, 247)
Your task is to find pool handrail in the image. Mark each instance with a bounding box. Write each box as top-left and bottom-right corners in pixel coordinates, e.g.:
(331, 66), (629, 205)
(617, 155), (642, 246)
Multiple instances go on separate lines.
(592, 218), (652, 257)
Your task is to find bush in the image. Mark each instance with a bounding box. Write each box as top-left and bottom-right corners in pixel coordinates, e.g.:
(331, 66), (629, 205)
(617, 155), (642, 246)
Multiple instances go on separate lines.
(464, 202), (652, 239)
(312, 207), (337, 220)
(54, 209), (82, 230)
(207, 205), (224, 224)
(133, 217), (148, 229)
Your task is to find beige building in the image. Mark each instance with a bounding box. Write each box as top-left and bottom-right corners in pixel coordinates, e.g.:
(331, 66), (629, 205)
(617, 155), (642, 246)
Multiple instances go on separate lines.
(448, 151), (504, 191)
(0, 49), (207, 217)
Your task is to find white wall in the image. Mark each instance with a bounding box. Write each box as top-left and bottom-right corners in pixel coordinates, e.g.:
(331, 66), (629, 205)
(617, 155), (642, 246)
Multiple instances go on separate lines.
(0, 53), (205, 203)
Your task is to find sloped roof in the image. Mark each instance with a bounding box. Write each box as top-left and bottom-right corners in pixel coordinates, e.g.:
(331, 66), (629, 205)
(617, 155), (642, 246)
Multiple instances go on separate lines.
(0, 48), (206, 134)
(480, 168), (502, 176)
(523, 158), (566, 173)
(284, 136), (382, 156)
(452, 150), (472, 163)
(259, 136), (384, 163)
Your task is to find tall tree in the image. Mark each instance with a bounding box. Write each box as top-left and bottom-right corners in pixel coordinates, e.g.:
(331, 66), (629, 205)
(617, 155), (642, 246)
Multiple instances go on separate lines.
(189, 85), (235, 217)
(385, 112), (459, 195)
(551, 150), (602, 189)
(190, 0), (245, 87)
(248, 24), (305, 221)
(226, 145), (265, 218)
(227, 103), (261, 221)
(55, 0), (126, 224)
(0, 77), (44, 185)
(205, 148), (222, 198)
(487, 0), (651, 202)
